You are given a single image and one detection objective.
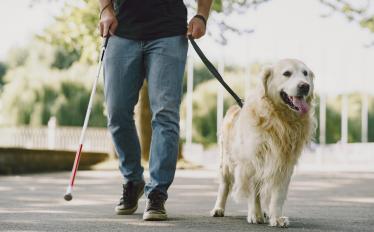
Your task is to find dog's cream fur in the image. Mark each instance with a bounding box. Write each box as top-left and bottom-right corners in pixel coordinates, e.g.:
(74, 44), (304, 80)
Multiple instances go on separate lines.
(210, 59), (316, 228)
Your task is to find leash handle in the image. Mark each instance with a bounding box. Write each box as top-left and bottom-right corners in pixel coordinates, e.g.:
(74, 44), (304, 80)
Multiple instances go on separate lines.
(100, 36), (110, 61)
(188, 35), (243, 108)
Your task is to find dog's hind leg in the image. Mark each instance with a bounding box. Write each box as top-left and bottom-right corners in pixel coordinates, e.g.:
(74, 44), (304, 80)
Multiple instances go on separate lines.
(247, 184), (265, 224)
(210, 168), (230, 217)
(261, 193), (270, 221)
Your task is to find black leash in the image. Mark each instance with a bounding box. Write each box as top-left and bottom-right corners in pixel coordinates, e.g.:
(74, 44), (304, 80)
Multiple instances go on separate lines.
(188, 35), (243, 108)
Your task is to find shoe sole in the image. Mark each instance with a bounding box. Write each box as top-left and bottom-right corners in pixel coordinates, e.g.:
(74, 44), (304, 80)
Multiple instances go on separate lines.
(115, 189), (144, 215)
(143, 211), (168, 221)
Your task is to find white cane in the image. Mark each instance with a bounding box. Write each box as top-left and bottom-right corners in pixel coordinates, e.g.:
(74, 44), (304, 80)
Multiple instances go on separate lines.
(64, 36), (110, 201)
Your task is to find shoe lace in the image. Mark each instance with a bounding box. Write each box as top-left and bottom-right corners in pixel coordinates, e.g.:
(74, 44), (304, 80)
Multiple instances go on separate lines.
(147, 191), (165, 210)
(121, 182), (133, 203)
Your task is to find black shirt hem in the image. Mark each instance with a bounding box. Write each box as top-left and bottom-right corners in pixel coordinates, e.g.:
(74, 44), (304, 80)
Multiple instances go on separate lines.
(114, 30), (187, 41)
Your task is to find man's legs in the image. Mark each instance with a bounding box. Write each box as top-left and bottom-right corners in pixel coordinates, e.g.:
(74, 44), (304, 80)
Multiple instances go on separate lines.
(104, 36), (145, 209)
(143, 35), (188, 198)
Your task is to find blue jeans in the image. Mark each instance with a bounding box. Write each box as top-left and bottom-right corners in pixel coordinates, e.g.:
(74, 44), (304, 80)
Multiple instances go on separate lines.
(103, 35), (188, 199)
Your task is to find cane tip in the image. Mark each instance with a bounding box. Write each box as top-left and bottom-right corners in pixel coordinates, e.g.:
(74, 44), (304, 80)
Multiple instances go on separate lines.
(64, 193), (73, 201)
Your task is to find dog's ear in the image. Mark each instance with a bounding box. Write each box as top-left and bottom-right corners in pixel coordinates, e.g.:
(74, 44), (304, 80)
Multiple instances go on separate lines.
(307, 70), (315, 103)
(309, 70), (315, 79)
(260, 65), (272, 96)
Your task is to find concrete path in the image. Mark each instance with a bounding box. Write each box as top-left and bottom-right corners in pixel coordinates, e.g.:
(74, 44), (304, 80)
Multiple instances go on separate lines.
(1, 170), (374, 232)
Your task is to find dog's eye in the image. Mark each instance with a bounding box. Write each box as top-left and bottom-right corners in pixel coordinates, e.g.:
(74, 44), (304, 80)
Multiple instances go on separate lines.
(303, 70), (308, 76)
(283, 71), (292, 77)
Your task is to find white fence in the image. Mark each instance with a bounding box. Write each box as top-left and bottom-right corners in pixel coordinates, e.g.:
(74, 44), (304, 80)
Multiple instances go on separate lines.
(0, 126), (112, 153)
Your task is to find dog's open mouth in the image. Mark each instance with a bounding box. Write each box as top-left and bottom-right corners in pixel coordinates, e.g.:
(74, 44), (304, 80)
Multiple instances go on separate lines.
(280, 90), (309, 114)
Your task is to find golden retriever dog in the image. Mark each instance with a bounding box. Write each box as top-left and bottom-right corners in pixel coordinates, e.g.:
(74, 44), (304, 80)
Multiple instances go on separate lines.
(210, 59), (316, 228)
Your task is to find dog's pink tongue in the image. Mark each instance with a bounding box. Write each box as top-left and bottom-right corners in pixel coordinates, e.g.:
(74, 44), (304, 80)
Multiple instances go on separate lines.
(292, 97), (309, 114)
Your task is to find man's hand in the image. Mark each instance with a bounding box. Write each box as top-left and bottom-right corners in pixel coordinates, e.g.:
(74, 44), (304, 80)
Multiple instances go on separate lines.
(99, 6), (118, 37)
(188, 0), (213, 39)
(187, 16), (206, 39)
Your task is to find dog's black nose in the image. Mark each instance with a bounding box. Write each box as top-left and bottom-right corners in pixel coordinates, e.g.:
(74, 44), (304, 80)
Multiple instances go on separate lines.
(298, 83), (310, 95)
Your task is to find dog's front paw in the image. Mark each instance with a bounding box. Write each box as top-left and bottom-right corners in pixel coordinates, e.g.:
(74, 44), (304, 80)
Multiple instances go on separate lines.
(247, 214), (265, 224)
(210, 208), (225, 217)
(269, 216), (289, 228)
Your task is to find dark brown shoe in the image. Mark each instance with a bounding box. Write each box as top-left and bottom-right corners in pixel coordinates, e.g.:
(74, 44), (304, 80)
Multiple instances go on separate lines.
(115, 180), (145, 215)
(143, 191), (167, 221)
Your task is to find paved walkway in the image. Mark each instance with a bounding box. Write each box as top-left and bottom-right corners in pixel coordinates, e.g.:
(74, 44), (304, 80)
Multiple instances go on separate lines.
(1, 170), (374, 232)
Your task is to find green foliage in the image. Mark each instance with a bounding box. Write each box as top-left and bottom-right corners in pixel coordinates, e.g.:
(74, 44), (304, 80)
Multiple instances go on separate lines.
(181, 70), (246, 147)
(51, 47), (81, 69)
(54, 79), (106, 127)
(0, 62), (7, 89)
(326, 96), (342, 143)
(320, 0), (374, 33)
(38, 0), (101, 65)
(4, 41), (57, 73)
(182, 64), (214, 94)
(5, 47), (30, 69)
(1, 65), (57, 125)
(368, 97), (374, 142)
(182, 63), (248, 94)
(347, 94), (362, 143)
(212, 0), (223, 12)
(0, 0), (130, 126)
(360, 16), (374, 33)
(0, 62), (106, 127)
(314, 94), (374, 144)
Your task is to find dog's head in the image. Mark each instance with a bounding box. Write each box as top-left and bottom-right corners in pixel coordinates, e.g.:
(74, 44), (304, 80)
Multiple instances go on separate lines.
(261, 59), (314, 116)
